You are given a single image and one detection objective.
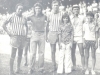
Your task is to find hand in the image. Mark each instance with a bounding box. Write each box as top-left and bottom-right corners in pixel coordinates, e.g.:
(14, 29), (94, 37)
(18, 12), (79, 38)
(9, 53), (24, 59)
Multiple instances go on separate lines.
(46, 37), (48, 43)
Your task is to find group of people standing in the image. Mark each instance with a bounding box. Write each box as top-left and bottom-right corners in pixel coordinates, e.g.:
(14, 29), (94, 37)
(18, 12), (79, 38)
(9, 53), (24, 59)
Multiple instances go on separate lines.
(2, 0), (100, 75)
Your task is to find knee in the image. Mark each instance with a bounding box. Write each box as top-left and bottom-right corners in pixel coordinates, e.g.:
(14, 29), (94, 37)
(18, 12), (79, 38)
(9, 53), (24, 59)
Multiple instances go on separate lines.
(80, 52), (84, 57)
(91, 54), (96, 59)
(85, 54), (89, 59)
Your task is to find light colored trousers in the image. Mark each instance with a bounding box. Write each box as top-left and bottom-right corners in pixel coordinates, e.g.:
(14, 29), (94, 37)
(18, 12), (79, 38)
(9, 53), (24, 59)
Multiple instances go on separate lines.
(57, 43), (72, 73)
(29, 32), (45, 71)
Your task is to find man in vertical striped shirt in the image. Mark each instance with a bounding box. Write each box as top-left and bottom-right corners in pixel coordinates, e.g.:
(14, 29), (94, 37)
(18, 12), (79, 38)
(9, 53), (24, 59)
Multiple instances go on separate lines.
(46, 0), (63, 72)
(2, 4), (28, 75)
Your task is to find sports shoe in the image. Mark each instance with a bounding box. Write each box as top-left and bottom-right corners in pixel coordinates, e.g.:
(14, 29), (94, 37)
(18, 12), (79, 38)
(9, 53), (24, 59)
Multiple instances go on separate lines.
(85, 69), (89, 75)
(91, 70), (96, 75)
(28, 69), (33, 74)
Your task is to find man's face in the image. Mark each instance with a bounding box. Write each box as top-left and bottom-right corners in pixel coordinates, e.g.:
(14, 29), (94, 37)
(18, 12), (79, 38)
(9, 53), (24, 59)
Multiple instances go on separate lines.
(16, 5), (23, 15)
(87, 16), (93, 22)
(52, 3), (59, 12)
(35, 6), (42, 15)
(73, 8), (79, 15)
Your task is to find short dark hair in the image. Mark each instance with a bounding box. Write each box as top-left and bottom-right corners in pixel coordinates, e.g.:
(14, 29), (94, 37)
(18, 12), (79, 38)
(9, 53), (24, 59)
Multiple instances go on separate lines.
(62, 12), (70, 23)
(52, 0), (59, 5)
(86, 12), (94, 18)
(15, 3), (23, 10)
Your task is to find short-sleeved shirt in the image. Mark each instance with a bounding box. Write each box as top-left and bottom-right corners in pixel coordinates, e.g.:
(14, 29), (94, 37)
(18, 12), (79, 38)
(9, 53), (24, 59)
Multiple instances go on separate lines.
(28, 15), (46, 32)
(59, 23), (73, 44)
(47, 11), (63, 31)
(83, 21), (98, 40)
(70, 15), (84, 37)
(4, 13), (27, 36)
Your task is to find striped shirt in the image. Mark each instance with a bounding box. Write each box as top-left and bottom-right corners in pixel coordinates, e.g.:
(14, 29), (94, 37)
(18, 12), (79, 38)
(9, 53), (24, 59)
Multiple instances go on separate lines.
(47, 11), (63, 31)
(5, 13), (27, 36)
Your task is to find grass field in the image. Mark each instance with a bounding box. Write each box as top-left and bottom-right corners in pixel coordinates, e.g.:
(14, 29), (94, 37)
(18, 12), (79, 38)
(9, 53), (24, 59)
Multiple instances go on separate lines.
(0, 35), (100, 75)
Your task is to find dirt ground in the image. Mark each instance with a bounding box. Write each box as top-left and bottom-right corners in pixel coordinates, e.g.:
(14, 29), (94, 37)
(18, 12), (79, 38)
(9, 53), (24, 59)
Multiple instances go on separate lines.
(0, 35), (100, 75)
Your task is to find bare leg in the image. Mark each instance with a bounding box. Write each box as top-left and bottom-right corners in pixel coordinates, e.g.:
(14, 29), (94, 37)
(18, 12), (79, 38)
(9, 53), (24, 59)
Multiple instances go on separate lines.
(10, 47), (17, 74)
(78, 43), (85, 70)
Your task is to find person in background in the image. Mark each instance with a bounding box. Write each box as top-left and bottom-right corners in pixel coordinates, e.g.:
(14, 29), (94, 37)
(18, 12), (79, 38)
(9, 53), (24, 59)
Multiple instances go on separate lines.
(57, 13), (73, 75)
(46, 0), (63, 73)
(28, 3), (46, 74)
(83, 12), (98, 75)
(23, 21), (32, 66)
(2, 3), (28, 75)
(70, 5), (85, 71)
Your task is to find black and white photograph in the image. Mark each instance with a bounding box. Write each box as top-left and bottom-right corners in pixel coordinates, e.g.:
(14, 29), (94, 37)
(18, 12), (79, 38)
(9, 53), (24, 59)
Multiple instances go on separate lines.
(0, 0), (100, 75)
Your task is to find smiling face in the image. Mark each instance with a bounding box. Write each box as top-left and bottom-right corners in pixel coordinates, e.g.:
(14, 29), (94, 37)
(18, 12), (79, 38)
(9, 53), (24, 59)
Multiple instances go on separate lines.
(16, 5), (23, 15)
(87, 15), (93, 22)
(63, 17), (69, 24)
(52, 2), (59, 12)
(73, 7), (79, 15)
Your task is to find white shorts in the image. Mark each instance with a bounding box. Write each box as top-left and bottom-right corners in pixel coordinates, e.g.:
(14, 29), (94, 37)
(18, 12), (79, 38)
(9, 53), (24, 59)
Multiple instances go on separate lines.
(74, 36), (83, 43)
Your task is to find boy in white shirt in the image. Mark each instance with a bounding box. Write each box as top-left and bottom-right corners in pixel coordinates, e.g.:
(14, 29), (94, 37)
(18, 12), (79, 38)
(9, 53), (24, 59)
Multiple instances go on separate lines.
(83, 12), (98, 75)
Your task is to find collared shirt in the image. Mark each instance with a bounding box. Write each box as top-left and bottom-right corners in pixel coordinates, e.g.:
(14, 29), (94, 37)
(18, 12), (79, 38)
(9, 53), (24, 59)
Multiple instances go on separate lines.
(83, 21), (98, 40)
(70, 15), (84, 37)
(47, 11), (63, 31)
(4, 13), (27, 36)
(59, 23), (73, 45)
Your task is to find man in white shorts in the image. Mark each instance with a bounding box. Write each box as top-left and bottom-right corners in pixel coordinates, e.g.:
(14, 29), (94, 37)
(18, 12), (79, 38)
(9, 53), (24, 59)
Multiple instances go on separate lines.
(70, 5), (85, 71)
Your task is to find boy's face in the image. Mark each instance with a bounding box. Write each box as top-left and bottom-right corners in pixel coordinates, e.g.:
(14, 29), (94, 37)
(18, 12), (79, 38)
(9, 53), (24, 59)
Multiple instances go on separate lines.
(87, 16), (93, 22)
(52, 3), (59, 12)
(63, 17), (69, 23)
(35, 6), (42, 15)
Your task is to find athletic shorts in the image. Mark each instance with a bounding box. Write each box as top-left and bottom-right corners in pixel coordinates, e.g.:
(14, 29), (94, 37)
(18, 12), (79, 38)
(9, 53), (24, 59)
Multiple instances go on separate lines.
(10, 36), (26, 48)
(48, 31), (59, 44)
(84, 40), (96, 49)
(74, 36), (83, 43)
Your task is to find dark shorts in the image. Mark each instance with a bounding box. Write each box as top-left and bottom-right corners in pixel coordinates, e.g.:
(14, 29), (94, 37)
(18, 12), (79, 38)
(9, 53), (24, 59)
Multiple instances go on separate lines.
(84, 40), (96, 49)
(48, 31), (58, 44)
(10, 36), (26, 48)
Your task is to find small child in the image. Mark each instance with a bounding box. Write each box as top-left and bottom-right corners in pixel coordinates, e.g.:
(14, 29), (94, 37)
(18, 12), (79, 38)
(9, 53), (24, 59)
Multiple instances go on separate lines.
(83, 12), (98, 75)
(57, 13), (73, 75)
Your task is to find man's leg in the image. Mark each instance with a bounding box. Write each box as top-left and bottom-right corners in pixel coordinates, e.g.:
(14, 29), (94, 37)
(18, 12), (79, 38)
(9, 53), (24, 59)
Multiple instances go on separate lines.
(10, 47), (17, 75)
(50, 44), (56, 72)
(16, 46), (23, 73)
(71, 43), (76, 70)
(91, 42), (96, 74)
(78, 43), (85, 70)
(23, 42), (29, 66)
(38, 38), (45, 72)
(28, 41), (37, 74)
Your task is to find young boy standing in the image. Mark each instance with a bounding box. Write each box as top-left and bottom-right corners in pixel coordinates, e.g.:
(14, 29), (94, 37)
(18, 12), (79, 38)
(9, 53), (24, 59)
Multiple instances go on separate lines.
(83, 12), (98, 75)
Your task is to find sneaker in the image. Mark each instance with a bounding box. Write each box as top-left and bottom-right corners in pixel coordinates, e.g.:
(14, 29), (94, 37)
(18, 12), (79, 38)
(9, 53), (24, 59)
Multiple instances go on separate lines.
(91, 70), (96, 75)
(15, 69), (23, 74)
(85, 69), (89, 75)
(9, 72), (16, 75)
(28, 69), (33, 74)
(72, 66), (76, 71)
